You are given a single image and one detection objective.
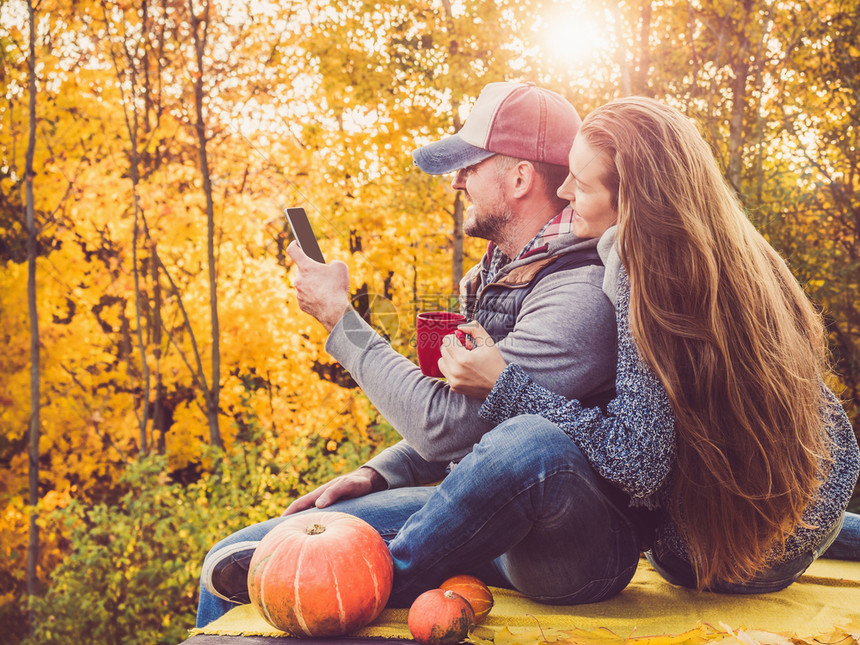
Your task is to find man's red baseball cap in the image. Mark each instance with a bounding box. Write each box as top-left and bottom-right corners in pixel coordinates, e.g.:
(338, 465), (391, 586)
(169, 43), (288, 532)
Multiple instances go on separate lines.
(412, 81), (581, 175)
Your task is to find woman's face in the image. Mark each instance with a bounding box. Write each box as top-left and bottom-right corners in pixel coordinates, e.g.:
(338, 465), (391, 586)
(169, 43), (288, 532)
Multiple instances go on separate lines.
(557, 135), (617, 240)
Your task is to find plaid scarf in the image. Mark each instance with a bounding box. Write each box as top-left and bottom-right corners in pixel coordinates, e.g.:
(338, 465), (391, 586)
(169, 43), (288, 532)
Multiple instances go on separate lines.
(485, 219), (549, 286)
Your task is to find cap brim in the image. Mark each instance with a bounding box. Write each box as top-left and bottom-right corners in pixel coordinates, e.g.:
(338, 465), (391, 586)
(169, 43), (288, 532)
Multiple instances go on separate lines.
(412, 134), (495, 175)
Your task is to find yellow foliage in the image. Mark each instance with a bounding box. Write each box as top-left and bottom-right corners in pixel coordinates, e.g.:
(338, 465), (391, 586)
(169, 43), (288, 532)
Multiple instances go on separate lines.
(467, 620), (860, 645)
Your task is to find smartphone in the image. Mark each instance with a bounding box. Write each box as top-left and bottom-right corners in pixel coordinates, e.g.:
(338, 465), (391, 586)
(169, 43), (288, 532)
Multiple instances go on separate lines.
(285, 207), (325, 263)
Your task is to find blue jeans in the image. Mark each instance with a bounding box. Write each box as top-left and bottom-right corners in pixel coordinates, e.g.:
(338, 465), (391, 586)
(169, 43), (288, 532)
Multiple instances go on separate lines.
(823, 510), (860, 560)
(196, 415), (641, 627)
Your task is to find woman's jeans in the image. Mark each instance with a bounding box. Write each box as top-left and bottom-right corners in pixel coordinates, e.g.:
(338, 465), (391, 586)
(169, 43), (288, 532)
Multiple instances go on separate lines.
(196, 415), (641, 627)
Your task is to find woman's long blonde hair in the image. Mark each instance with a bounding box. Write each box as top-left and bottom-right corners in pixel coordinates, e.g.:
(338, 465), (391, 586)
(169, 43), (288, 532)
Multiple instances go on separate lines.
(581, 97), (830, 588)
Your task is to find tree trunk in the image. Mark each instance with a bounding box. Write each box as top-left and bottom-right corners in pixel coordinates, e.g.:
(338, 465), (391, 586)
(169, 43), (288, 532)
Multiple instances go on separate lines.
(129, 83), (150, 455)
(189, 0), (222, 448)
(102, 0), (152, 453)
(451, 192), (464, 294)
(633, 0), (653, 95)
(450, 101), (464, 293)
(440, 0), (465, 294)
(25, 0), (41, 605)
(151, 246), (167, 453)
(727, 0), (753, 193)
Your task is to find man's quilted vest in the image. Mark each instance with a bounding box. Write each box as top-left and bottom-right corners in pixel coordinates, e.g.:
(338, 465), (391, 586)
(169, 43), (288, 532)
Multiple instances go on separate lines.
(461, 249), (602, 342)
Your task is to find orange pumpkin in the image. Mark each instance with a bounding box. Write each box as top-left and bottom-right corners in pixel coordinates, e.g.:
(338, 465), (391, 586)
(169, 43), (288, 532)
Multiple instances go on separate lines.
(439, 575), (494, 623)
(408, 589), (476, 645)
(247, 511), (393, 637)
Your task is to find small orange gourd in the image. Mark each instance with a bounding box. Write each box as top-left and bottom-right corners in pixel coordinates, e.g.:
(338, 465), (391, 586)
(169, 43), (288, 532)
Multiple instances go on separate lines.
(439, 575), (494, 622)
(408, 588), (476, 645)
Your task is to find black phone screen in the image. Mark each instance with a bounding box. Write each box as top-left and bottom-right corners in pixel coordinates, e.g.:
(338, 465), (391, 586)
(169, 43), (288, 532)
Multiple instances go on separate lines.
(285, 207), (325, 263)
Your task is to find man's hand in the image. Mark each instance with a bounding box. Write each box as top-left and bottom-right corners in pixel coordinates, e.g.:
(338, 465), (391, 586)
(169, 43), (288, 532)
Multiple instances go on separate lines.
(287, 241), (352, 332)
(282, 466), (387, 516)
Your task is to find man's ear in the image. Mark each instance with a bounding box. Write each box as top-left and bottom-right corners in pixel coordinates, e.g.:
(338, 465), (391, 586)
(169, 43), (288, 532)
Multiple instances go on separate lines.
(510, 161), (536, 198)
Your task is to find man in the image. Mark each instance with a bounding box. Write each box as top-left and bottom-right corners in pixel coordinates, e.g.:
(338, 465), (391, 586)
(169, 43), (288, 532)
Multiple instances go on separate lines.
(195, 81), (620, 626)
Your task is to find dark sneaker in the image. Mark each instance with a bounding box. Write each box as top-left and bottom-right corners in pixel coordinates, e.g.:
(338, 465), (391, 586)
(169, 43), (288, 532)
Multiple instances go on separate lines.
(201, 540), (259, 603)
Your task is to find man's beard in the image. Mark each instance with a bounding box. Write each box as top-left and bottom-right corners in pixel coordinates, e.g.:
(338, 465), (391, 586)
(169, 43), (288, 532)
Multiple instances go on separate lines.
(463, 200), (516, 243)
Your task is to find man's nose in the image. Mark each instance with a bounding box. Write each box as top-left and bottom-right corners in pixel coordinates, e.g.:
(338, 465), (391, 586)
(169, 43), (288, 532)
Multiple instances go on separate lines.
(451, 169), (466, 190)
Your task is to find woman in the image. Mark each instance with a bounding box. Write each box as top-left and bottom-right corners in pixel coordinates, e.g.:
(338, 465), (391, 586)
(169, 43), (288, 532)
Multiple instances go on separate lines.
(439, 96), (860, 591)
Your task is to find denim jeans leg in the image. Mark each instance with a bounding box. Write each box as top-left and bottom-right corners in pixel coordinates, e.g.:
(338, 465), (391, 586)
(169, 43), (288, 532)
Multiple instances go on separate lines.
(314, 486), (436, 544)
(822, 511), (860, 561)
(197, 582), (240, 628)
(386, 414), (641, 606)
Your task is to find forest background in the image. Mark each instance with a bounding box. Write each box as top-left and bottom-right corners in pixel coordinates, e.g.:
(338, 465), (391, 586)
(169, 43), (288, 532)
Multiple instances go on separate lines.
(1, 0), (859, 643)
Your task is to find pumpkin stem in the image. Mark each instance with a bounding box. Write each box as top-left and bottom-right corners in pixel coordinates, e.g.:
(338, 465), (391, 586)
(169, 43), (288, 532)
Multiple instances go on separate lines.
(306, 523), (327, 535)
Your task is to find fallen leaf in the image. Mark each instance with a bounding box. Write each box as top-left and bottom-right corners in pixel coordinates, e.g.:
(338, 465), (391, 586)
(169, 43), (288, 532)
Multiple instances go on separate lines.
(630, 625), (712, 645)
(466, 631), (496, 645)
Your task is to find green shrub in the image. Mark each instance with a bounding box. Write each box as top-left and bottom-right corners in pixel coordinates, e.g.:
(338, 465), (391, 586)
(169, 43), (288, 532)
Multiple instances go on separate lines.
(24, 420), (396, 645)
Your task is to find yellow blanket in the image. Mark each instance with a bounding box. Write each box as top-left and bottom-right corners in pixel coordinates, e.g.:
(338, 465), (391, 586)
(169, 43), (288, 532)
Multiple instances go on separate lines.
(189, 558), (860, 643)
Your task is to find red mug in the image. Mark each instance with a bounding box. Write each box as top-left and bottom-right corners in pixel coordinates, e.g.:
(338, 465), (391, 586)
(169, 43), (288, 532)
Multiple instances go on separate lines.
(416, 312), (467, 378)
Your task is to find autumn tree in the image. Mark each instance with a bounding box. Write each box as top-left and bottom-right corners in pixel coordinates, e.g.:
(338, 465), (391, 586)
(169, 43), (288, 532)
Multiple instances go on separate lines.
(770, 0), (860, 425)
(186, 0), (223, 448)
(24, 0), (41, 612)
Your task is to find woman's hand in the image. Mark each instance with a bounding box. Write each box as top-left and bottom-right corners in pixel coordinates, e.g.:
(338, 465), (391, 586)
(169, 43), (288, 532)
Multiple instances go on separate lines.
(438, 321), (508, 399)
